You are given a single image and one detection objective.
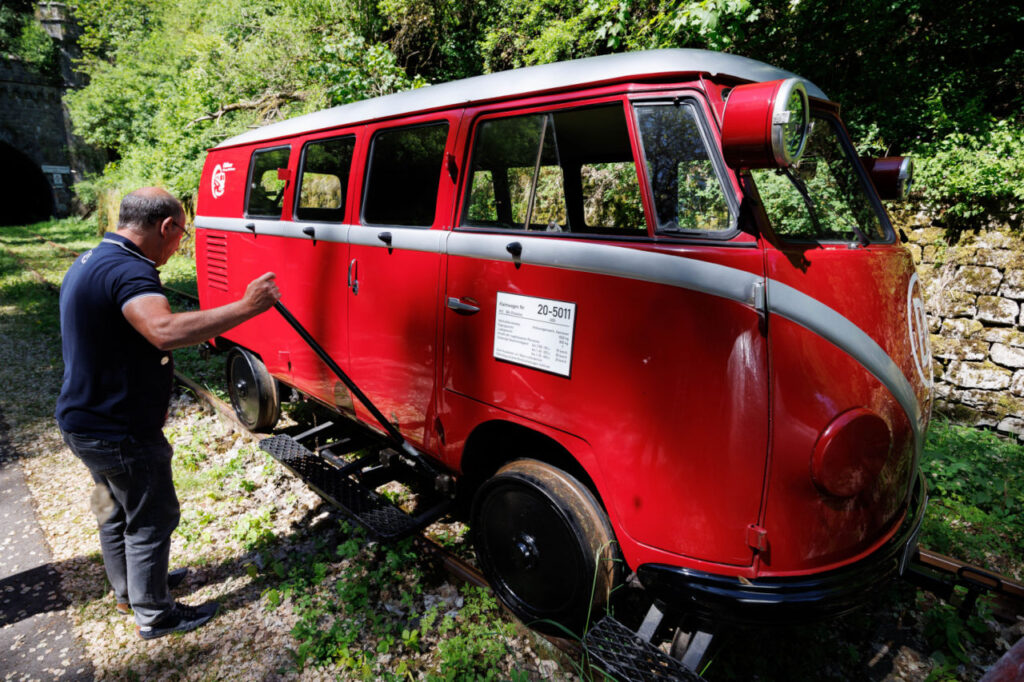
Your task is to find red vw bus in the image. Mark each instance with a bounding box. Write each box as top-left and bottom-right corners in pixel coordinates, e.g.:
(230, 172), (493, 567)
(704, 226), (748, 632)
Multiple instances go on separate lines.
(195, 49), (929, 654)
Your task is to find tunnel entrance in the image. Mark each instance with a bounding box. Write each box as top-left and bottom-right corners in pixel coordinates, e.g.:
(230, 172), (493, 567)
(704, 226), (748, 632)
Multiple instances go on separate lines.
(0, 142), (55, 226)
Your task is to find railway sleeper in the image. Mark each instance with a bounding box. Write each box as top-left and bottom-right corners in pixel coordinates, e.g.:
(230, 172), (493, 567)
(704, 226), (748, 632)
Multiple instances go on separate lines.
(259, 426), (453, 541)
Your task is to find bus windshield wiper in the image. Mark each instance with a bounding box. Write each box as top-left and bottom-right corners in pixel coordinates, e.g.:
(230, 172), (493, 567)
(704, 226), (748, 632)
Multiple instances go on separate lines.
(781, 167), (869, 246)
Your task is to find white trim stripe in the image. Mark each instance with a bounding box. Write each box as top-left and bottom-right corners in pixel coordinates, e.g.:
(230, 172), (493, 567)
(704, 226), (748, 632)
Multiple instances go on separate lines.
(767, 281), (923, 449)
(194, 216), (921, 441)
(120, 292), (167, 311)
(102, 238), (156, 265)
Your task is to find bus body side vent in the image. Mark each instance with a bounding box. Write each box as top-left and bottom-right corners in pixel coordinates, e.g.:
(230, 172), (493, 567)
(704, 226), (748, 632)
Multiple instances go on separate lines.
(205, 233), (229, 292)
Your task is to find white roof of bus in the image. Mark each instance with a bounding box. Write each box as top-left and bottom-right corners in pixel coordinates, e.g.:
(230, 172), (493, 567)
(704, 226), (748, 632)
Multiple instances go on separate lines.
(216, 48), (827, 149)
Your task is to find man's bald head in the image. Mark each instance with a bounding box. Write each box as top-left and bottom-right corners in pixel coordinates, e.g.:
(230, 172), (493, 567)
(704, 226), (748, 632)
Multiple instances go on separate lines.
(117, 187), (183, 232)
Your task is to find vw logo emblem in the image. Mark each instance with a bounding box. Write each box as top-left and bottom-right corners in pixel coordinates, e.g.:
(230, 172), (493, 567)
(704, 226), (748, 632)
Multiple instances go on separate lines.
(907, 273), (932, 388)
(211, 163), (227, 198)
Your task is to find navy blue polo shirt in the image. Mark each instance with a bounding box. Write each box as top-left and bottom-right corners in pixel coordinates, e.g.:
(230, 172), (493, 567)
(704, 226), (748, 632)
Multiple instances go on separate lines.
(55, 233), (174, 439)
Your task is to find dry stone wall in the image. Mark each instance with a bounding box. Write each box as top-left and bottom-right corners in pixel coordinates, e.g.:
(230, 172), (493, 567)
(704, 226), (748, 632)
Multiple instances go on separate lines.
(901, 217), (1024, 441)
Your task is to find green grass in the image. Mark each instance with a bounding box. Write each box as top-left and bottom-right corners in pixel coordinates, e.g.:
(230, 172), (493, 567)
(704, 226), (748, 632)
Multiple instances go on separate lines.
(258, 521), (520, 680)
(920, 417), (1024, 579)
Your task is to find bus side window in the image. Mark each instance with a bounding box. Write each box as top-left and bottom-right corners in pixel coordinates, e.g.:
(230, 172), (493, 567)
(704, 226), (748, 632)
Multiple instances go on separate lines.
(362, 122), (449, 227)
(634, 102), (733, 234)
(462, 104), (645, 235)
(246, 146), (291, 218)
(296, 136), (355, 222)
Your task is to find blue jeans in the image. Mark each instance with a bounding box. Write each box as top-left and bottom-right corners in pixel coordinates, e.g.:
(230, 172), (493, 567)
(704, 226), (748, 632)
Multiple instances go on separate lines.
(60, 429), (180, 626)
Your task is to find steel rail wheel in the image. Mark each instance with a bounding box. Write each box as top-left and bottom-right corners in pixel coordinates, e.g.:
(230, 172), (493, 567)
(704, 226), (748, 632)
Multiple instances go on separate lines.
(225, 347), (280, 432)
(471, 459), (619, 636)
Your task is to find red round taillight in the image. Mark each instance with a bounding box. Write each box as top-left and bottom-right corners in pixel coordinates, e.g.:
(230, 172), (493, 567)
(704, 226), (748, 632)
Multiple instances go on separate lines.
(811, 408), (892, 498)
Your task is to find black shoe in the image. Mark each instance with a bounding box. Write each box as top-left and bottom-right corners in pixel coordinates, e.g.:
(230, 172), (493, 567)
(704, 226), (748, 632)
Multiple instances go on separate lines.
(116, 568), (189, 615)
(136, 601), (219, 640)
(168, 567), (188, 590)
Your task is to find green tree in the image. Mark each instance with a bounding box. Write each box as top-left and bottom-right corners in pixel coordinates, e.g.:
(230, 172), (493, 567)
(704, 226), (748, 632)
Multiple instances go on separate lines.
(1, 0), (59, 78)
(66, 0), (1024, 230)
(67, 0), (421, 214)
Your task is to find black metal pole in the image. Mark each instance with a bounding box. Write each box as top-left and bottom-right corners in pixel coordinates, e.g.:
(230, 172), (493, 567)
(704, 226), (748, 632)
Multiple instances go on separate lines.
(273, 301), (407, 448)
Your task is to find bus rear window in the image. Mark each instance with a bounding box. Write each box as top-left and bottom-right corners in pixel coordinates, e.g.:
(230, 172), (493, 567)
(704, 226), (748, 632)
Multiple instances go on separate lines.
(246, 146), (290, 218)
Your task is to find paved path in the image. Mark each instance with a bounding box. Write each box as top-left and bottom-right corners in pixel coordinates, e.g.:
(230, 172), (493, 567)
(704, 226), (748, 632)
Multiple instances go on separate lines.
(0, 415), (93, 681)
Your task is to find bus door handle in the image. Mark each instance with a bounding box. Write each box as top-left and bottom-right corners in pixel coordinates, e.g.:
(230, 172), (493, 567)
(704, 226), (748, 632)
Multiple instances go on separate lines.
(447, 297), (479, 315)
(347, 259), (358, 295)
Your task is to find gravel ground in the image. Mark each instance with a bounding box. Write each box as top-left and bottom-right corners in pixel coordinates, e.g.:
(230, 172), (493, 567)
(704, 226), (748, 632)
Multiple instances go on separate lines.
(0, 241), (571, 680)
(5, 388), (572, 680)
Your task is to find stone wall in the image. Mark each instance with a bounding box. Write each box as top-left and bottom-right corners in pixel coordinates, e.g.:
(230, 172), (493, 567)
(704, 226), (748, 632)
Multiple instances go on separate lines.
(902, 217), (1024, 441)
(0, 3), (91, 220)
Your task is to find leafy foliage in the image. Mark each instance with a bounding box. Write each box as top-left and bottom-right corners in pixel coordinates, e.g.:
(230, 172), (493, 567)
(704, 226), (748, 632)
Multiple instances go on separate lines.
(63, 0), (1024, 230)
(479, 0), (1024, 231)
(920, 417), (1024, 578)
(915, 120), (1024, 230)
(66, 0), (422, 215)
(0, 0), (59, 77)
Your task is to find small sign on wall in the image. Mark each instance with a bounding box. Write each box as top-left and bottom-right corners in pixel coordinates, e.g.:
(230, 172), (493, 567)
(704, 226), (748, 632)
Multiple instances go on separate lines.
(493, 292), (576, 377)
(41, 165), (70, 187)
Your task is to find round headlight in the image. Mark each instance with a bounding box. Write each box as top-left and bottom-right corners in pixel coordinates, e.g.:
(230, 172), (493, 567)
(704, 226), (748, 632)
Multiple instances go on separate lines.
(896, 157), (914, 200)
(722, 77), (812, 169)
(770, 79), (810, 167)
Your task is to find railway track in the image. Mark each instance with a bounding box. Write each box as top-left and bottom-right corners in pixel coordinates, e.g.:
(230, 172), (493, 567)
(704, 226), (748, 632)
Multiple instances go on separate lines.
(171, 354), (600, 666)
(173, 370), (489, 588)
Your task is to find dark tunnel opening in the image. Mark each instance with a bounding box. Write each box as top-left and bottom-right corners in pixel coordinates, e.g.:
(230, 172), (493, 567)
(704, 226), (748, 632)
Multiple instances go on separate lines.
(0, 141), (55, 226)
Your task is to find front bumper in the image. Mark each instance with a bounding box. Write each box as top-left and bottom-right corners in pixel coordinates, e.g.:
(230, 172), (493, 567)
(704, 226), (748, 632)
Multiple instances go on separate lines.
(636, 470), (928, 625)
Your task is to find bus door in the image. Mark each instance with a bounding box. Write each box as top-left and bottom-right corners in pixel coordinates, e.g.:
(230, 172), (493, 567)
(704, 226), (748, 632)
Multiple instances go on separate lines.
(346, 113), (462, 449)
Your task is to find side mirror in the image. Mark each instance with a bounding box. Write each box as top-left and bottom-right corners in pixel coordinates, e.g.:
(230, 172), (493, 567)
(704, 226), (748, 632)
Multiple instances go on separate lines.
(722, 78), (810, 169)
(862, 156), (913, 202)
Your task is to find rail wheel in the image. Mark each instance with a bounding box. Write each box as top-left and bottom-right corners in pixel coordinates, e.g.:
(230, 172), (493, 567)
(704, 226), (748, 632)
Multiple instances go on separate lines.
(225, 347), (280, 431)
(471, 459), (619, 635)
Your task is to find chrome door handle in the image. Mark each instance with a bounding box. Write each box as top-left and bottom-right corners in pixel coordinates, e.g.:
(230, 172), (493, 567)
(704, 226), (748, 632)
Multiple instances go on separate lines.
(447, 297), (480, 315)
(347, 259), (358, 295)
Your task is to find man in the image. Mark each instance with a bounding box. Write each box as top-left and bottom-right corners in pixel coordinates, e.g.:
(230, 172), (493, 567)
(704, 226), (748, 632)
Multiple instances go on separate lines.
(56, 187), (280, 639)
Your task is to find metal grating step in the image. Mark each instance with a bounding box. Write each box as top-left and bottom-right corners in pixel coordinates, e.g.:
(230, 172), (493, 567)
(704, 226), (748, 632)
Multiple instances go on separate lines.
(260, 434), (449, 541)
(583, 616), (704, 682)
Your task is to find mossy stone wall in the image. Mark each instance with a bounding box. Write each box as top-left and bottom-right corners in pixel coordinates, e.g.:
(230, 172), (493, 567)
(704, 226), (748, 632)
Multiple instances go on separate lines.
(900, 215), (1024, 440)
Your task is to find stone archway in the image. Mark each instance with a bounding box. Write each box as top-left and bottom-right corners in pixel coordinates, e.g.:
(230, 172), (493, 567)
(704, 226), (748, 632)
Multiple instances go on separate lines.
(0, 141), (54, 226)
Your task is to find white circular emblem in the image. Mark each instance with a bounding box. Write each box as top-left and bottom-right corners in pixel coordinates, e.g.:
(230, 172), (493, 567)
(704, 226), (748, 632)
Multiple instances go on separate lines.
(211, 163), (227, 198)
(907, 273), (932, 388)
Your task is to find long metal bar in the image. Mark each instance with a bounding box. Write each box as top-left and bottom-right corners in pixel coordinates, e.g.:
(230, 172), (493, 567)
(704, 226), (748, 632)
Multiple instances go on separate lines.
(917, 548), (1024, 603)
(272, 301), (409, 451)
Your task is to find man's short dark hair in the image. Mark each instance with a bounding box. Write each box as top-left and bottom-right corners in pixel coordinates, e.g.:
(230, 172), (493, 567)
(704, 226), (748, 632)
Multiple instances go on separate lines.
(118, 190), (182, 230)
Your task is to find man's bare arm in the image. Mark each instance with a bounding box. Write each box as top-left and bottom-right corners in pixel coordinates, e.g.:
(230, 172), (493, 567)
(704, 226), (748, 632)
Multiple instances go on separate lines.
(123, 272), (280, 351)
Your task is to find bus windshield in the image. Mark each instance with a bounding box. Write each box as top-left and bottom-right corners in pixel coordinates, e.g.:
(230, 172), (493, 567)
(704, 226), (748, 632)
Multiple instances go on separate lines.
(752, 115), (889, 243)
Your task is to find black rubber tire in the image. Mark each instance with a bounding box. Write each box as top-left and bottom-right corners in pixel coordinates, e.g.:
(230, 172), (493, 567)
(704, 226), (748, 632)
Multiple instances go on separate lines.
(225, 347), (280, 432)
(471, 459), (619, 636)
